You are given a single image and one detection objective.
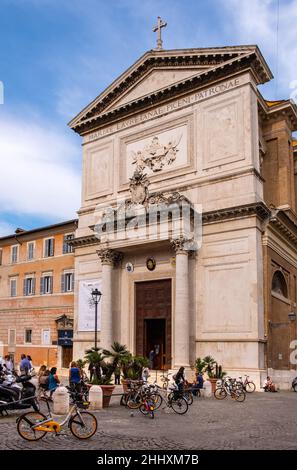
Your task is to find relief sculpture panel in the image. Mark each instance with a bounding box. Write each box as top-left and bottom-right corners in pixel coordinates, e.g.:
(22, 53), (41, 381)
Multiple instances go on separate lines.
(125, 124), (188, 180)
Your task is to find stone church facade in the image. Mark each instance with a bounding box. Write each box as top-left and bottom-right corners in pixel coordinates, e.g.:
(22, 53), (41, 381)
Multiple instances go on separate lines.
(69, 45), (297, 389)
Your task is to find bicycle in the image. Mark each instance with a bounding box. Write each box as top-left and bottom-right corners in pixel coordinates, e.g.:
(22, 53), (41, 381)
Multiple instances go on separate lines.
(214, 377), (246, 402)
(237, 375), (256, 393)
(162, 389), (189, 414)
(16, 396), (97, 441)
(126, 382), (163, 410)
(138, 390), (155, 419)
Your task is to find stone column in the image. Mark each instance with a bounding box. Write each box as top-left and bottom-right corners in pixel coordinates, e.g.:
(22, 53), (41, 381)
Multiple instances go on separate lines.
(97, 249), (122, 350)
(171, 237), (190, 368)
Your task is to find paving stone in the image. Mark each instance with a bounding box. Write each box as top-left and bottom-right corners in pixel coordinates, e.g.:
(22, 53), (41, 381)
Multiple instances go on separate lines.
(0, 392), (296, 450)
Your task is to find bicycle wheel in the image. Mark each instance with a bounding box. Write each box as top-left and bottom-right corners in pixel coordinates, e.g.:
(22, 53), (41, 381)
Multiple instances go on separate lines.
(184, 391), (193, 405)
(69, 411), (98, 439)
(127, 393), (141, 409)
(139, 403), (149, 416)
(151, 393), (163, 410)
(233, 390), (246, 402)
(170, 397), (188, 415)
(245, 381), (256, 393)
(17, 411), (47, 441)
(214, 388), (227, 400)
(120, 394), (128, 406)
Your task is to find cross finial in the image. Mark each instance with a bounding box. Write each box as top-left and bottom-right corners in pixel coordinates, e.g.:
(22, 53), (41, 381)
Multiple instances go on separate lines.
(152, 16), (167, 51)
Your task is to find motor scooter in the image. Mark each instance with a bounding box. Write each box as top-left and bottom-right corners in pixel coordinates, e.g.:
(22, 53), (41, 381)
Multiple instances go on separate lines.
(0, 367), (39, 415)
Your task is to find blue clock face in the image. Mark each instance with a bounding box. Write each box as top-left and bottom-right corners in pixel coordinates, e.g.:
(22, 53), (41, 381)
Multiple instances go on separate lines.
(146, 258), (156, 271)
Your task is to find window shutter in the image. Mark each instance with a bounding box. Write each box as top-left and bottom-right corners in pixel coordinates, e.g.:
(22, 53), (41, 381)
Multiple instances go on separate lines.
(71, 273), (75, 291)
(63, 236), (67, 254)
(49, 276), (53, 294)
(61, 274), (65, 293)
(50, 239), (54, 256)
(40, 277), (44, 295)
(44, 239), (48, 257)
(23, 279), (27, 296)
(32, 278), (36, 295)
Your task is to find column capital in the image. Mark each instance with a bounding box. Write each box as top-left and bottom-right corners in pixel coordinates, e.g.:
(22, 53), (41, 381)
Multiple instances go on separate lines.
(97, 249), (123, 266)
(170, 236), (192, 254)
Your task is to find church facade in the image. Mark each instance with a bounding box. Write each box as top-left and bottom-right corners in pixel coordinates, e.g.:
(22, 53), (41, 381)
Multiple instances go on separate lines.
(69, 43), (297, 388)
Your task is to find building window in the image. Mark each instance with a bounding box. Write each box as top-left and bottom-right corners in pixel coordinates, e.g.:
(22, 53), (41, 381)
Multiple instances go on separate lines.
(42, 329), (51, 345)
(44, 238), (54, 257)
(40, 275), (53, 294)
(61, 272), (74, 292)
(25, 329), (32, 344)
(23, 277), (35, 296)
(63, 234), (74, 254)
(10, 278), (17, 297)
(27, 242), (35, 260)
(272, 270), (288, 298)
(8, 329), (16, 347)
(11, 245), (19, 264)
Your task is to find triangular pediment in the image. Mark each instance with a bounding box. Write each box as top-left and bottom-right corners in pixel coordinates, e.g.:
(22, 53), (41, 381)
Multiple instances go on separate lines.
(69, 46), (272, 134)
(106, 68), (206, 111)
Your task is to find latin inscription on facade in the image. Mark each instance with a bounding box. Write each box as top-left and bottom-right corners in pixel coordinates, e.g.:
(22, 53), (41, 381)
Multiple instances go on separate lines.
(86, 78), (240, 143)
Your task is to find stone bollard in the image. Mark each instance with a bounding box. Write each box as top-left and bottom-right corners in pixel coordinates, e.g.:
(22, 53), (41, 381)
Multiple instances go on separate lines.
(53, 386), (69, 415)
(89, 385), (103, 411)
(202, 380), (213, 398)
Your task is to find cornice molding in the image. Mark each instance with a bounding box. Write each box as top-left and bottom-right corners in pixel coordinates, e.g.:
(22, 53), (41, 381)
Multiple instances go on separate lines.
(202, 202), (270, 224)
(70, 49), (271, 135)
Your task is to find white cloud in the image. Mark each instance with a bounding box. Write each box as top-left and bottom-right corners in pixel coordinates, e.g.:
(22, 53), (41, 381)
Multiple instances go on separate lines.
(0, 113), (81, 220)
(219, 0), (297, 99)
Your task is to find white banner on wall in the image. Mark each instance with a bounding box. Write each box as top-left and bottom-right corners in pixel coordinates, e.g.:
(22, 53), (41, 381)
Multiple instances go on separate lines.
(78, 279), (102, 332)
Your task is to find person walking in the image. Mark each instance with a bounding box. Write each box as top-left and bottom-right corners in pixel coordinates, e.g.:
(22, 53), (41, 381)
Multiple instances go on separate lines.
(88, 361), (95, 382)
(69, 361), (82, 393)
(148, 349), (155, 370)
(114, 366), (121, 385)
(26, 355), (33, 372)
(19, 354), (31, 375)
(4, 355), (13, 372)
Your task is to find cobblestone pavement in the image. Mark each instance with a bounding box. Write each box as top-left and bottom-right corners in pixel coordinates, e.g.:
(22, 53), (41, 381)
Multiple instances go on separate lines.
(0, 392), (297, 450)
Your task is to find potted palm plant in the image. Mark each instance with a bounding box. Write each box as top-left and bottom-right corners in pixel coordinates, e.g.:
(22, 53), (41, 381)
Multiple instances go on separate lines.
(84, 347), (115, 407)
(102, 342), (131, 403)
(203, 356), (226, 392)
(121, 354), (150, 391)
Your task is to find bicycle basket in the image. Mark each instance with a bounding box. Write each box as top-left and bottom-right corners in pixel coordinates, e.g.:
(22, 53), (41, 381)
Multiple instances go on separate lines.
(77, 401), (90, 409)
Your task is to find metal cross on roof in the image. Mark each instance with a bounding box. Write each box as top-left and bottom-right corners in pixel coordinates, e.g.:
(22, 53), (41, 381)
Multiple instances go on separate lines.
(152, 16), (167, 50)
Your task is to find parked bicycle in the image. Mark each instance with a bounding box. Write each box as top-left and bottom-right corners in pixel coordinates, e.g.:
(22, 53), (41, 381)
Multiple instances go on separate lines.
(214, 377), (246, 402)
(138, 389), (155, 419)
(236, 375), (256, 393)
(16, 396), (97, 441)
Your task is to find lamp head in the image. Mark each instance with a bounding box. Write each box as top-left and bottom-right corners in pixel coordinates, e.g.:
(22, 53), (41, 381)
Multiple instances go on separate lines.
(91, 288), (102, 303)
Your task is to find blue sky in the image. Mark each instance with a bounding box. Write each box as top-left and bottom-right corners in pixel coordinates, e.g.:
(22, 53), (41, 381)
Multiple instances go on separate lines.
(0, 0), (296, 236)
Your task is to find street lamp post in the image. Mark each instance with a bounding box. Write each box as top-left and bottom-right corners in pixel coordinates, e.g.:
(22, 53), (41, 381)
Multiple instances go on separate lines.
(91, 288), (102, 350)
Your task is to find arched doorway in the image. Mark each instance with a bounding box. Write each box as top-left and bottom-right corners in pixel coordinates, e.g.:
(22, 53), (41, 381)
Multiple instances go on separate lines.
(268, 270), (291, 369)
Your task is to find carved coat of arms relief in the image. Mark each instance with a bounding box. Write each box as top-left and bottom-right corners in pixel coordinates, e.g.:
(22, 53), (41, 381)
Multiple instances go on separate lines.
(131, 133), (182, 173)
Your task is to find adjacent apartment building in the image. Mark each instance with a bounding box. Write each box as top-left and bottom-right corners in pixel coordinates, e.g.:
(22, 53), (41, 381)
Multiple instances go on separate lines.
(0, 219), (77, 369)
